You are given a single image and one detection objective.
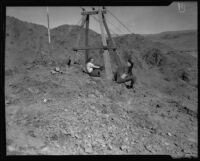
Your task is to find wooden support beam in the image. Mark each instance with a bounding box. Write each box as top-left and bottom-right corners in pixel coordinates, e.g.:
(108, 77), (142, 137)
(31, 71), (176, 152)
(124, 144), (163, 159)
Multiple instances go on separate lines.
(102, 14), (123, 68)
(81, 10), (106, 15)
(98, 11), (113, 80)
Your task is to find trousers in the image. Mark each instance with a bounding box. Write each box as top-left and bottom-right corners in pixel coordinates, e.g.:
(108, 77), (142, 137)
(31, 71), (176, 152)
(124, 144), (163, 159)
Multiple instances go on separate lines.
(116, 74), (136, 88)
(88, 68), (101, 77)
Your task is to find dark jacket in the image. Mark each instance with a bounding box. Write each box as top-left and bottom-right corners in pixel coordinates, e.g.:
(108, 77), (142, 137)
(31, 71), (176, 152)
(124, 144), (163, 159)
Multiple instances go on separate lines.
(126, 60), (134, 75)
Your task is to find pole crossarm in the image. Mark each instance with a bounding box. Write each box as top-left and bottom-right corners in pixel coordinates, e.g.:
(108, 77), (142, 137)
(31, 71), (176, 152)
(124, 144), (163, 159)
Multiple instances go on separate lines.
(73, 46), (116, 51)
(81, 10), (106, 15)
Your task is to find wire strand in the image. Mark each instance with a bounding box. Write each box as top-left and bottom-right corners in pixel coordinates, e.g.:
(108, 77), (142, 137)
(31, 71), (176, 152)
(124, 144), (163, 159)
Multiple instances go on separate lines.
(91, 13), (124, 35)
(106, 16), (126, 35)
(85, 7), (125, 35)
(76, 16), (82, 26)
(91, 15), (120, 37)
(107, 10), (132, 34)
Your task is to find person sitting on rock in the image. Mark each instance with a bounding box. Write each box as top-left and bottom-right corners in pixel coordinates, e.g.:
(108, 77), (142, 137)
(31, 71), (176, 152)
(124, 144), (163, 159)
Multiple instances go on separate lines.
(126, 58), (134, 76)
(86, 58), (102, 77)
(114, 59), (136, 89)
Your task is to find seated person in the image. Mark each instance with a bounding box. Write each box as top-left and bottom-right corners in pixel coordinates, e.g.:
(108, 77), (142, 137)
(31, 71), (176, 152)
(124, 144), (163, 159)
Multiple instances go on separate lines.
(126, 59), (134, 76)
(86, 58), (102, 77)
(114, 59), (136, 88)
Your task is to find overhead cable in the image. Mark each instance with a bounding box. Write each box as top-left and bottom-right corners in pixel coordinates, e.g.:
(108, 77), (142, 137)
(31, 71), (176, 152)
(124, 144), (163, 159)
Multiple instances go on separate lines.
(107, 10), (132, 34)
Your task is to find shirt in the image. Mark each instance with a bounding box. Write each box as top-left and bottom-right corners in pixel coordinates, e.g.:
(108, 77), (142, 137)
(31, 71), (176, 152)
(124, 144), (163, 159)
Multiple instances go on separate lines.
(121, 73), (127, 79)
(86, 62), (99, 73)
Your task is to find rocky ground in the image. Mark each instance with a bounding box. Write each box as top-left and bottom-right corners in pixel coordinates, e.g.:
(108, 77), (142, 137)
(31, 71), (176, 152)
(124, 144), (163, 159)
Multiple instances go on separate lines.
(4, 15), (198, 158)
(5, 63), (198, 157)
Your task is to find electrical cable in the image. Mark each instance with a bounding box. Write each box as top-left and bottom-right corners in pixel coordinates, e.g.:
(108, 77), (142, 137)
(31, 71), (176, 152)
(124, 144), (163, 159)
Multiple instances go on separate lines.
(107, 10), (132, 34)
(106, 16), (126, 35)
(91, 14), (121, 37)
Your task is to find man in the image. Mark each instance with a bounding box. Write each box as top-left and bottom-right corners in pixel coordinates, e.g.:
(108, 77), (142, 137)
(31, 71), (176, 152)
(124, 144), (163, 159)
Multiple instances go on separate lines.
(114, 59), (136, 89)
(86, 58), (102, 77)
(126, 59), (134, 76)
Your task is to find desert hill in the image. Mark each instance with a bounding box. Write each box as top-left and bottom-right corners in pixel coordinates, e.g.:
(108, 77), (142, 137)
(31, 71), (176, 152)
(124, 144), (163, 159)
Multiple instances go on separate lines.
(5, 16), (198, 156)
(143, 30), (197, 52)
(6, 16), (197, 87)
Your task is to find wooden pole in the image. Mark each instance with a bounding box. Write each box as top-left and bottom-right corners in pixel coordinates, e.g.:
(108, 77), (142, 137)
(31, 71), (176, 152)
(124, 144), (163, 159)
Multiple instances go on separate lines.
(85, 15), (89, 64)
(102, 14), (123, 69)
(98, 11), (113, 80)
(81, 10), (106, 15)
(46, 7), (51, 44)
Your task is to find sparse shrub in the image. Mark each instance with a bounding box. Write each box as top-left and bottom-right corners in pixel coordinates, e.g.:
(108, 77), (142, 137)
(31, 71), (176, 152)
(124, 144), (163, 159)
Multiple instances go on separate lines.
(166, 51), (176, 55)
(5, 69), (13, 76)
(176, 69), (190, 83)
(28, 28), (33, 32)
(48, 60), (57, 67)
(58, 58), (70, 67)
(123, 50), (132, 61)
(5, 67), (18, 76)
(162, 34), (179, 39)
(28, 28), (33, 35)
(179, 71), (190, 82)
(143, 48), (166, 67)
(164, 77), (170, 82)
(23, 60), (28, 66)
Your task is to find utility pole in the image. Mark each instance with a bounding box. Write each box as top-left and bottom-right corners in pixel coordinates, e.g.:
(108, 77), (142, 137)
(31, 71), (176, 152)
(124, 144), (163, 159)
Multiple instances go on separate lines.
(85, 15), (89, 64)
(46, 7), (51, 44)
(102, 13), (122, 69)
(73, 7), (119, 81)
(98, 9), (113, 80)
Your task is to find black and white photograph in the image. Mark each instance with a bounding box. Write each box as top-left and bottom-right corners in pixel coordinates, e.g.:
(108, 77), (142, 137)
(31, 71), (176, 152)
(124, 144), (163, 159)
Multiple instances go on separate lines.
(4, 2), (197, 157)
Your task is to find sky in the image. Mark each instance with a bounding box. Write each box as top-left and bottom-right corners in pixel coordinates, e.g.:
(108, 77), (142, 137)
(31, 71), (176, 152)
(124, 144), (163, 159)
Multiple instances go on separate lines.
(6, 2), (197, 35)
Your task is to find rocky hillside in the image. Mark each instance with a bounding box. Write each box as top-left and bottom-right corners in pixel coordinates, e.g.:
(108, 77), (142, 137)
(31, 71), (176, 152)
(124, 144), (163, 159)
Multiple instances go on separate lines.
(5, 16), (198, 157)
(5, 16), (102, 70)
(5, 16), (197, 95)
(5, 16), (172, 69)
